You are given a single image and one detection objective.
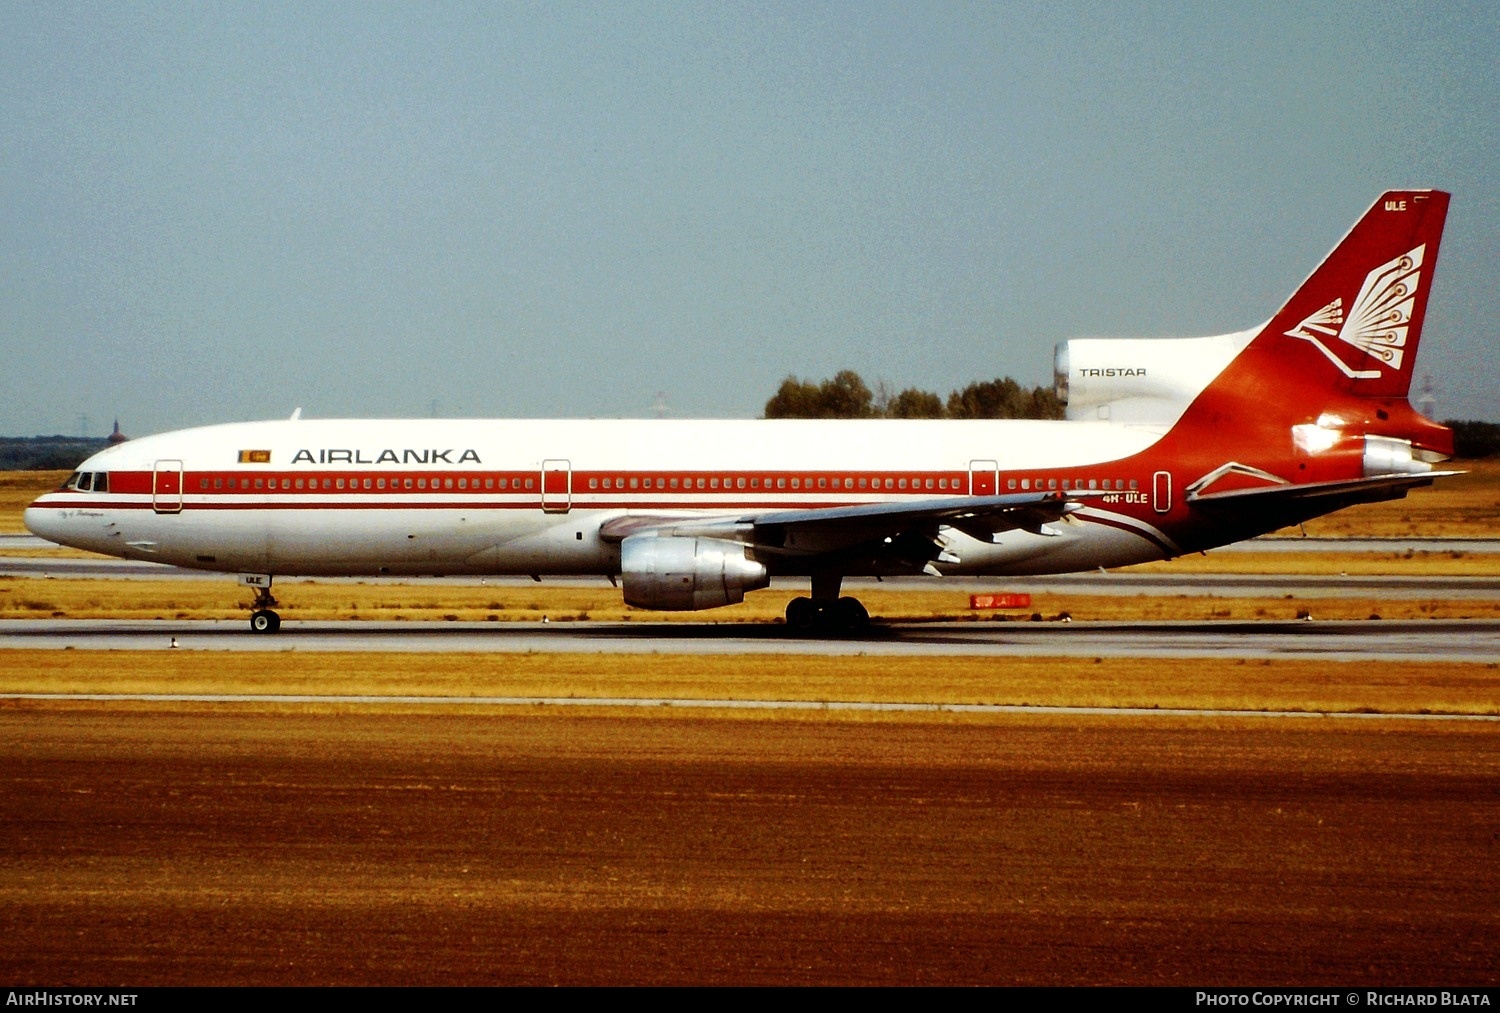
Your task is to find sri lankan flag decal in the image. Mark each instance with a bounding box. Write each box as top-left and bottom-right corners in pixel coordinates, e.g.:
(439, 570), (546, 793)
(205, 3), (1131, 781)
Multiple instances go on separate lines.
(238, 450), (272, 464)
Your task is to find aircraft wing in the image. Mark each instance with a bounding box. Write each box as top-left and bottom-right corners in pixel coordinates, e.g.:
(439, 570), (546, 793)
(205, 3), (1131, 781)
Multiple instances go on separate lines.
(599, 491), (1090, 573)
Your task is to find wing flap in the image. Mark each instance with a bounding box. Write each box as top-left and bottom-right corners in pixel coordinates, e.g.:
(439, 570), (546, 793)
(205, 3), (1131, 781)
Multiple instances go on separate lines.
(599, 491), (1089, 563)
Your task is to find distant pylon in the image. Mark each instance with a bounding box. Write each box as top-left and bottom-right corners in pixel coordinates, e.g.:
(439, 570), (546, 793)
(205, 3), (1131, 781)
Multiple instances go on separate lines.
(1416, 374), (1437, 419)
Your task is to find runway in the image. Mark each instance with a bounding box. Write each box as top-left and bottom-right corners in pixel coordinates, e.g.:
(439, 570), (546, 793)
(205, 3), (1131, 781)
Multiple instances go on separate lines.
(3, 616), (1498, 663)
(5, 553), (1500, 598)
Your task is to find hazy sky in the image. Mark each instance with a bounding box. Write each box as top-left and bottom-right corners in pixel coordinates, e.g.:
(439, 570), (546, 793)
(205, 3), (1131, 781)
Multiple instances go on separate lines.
(3, 1), (1496, 437)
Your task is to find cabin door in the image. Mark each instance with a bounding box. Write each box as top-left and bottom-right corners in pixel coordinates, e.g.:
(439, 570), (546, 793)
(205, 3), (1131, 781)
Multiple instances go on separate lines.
(1153, 470), (1172, 513)
(968, 459), (998, 497)
(541, 459), (571, 513)
(153, 459), (184, 514)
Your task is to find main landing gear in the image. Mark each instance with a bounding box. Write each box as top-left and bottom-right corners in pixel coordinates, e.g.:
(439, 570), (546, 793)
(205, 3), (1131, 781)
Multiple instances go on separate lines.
(248, 581), (282, 634)
(784, 574), (870, 634)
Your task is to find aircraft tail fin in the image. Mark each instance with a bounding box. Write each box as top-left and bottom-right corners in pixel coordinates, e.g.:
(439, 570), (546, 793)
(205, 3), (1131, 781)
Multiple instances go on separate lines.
(1185, 190), (1453, 460)
(1261, 190), (1449, 401)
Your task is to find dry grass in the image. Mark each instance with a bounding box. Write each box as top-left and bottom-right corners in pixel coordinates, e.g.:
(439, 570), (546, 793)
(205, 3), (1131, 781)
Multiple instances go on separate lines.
(1129, 549), (1497, 576)
(1270, 459), (1500, 538)
(2, 649), (1495, 716)
(0, 471), (66, 532)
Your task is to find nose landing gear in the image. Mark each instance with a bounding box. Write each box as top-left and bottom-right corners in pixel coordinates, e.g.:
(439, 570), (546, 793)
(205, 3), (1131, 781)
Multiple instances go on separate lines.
(247, 580), (282, 634)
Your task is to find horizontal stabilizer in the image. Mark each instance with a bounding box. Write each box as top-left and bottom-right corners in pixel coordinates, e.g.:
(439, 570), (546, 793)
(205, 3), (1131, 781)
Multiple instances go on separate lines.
(1187, 471), (1463, 505)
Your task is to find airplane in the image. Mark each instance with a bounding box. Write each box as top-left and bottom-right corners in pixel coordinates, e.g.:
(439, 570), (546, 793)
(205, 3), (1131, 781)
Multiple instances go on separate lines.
(24, 189), (1457, 634)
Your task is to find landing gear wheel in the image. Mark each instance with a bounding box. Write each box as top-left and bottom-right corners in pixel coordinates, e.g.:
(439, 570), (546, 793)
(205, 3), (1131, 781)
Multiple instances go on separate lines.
(834, 597), (870, 632)
(785, 595), (869, 635)
(785, 596), (817, 631)
(250, 609), (282, 634)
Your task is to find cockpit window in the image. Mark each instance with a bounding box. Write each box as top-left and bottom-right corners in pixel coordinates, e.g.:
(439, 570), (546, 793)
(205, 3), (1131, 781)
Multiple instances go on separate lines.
(64, 471), (108, 493)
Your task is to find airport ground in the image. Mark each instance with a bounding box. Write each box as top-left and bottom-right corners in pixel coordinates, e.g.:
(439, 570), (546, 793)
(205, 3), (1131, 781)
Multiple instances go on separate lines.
(3, 707), (1496, 986)
(1, 467), (1497, 985)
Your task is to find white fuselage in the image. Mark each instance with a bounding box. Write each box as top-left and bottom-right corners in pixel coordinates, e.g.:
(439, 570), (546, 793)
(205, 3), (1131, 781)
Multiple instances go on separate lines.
(24, 416), (1179, 580)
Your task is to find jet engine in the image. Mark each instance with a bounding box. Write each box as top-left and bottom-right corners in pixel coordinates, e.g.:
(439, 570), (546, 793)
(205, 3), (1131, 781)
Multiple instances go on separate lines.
(620, 535), (770, 611)
(1054, 331), (1253, 424)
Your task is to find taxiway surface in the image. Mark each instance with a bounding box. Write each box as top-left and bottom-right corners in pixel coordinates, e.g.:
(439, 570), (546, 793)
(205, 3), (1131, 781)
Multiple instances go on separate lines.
(3, 616), (1499, 663)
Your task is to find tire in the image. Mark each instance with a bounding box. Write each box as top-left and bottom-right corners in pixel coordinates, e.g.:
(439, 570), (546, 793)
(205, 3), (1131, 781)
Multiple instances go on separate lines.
(835, 597), (870, 632)
(785, 596), (816, 630)
(250, 609), (281, 634)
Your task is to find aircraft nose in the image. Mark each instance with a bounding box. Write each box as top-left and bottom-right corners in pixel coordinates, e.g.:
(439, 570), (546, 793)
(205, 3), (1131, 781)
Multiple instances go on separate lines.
(23, 500), (70, 546)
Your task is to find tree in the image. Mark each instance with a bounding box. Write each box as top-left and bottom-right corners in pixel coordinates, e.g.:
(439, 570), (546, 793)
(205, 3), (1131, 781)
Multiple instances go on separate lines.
(763, 371), (1060, 420)
(817, 370), (875, 418)
(763, 370), (875, 418)
(1447, 420), (1500, 458)
(947, 377), (1025, 419)
(763, 376), (822, 419)
(886, 388), (945, 418)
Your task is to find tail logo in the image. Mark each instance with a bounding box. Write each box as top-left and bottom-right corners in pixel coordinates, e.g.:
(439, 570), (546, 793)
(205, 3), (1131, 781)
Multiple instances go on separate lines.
(1285, 245), (1425, 378)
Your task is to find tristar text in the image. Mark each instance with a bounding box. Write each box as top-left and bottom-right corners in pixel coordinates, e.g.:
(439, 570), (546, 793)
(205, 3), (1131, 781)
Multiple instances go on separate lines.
(290, 448), (482, 465)
(1077, 367), (1147, 377)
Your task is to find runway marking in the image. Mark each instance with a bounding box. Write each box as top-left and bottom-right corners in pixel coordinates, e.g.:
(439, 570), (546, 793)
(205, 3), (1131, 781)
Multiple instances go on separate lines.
(3, 692), (1496, 721)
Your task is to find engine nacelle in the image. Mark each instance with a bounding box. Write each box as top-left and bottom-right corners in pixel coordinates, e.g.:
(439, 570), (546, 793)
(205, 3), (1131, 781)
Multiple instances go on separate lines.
(620, 536), (770, 611)
(1054, 330), (1253, 424)
(1363, 434), (1432, 477)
